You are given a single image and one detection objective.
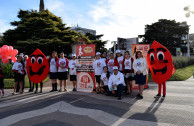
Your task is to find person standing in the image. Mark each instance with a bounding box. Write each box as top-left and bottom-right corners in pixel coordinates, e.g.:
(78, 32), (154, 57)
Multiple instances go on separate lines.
(106, 53), (119, 75)
(48, 51), (58, 92)
(12, 56), (25, 94)
(69, 54), (78, 91)
(122, 51), (134, 95)
(108, 66), (125, 100)
(133, 51), (147, 99)
(93, 52), (106, 93)
(0, 65), (4, 96)
(57, 52), (69, 92)
(116, 50), (124, 73)
(101, 52), (107, 62)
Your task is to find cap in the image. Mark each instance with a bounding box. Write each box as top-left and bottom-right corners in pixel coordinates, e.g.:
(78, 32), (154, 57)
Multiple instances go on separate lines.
(113, 66), (118, 70)
(72, 54), (76, 57)
(96, 52), (101, 55)
(24, 55), (28, 58)
(116, 50), (121, 53)
(19, 53), (24, 57)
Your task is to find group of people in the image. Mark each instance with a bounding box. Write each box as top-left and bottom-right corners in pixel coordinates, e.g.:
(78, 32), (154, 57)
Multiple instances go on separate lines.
(0, 49), (148, 100)
(93, 50), (147, 100)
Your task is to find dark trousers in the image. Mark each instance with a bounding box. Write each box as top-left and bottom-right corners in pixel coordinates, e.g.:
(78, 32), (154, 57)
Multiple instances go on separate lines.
(107, 84), (124, 97)
(35, 82), (43, 91)
(117, 84), (124, 97)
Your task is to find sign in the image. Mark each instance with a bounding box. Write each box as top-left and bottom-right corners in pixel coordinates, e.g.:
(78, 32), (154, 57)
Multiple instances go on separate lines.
(77, 72), (95, 92)
(76, 44), (96, 92)
(132, 44), (150, 89)
(176, 48), (182, 56)
(76, 44), (95, 57)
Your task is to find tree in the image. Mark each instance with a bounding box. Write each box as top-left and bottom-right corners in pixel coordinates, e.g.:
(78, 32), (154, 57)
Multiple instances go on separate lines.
(3, 9), (90, 55)
(85, 33), (107, 53)
(139, 19), (189, 55)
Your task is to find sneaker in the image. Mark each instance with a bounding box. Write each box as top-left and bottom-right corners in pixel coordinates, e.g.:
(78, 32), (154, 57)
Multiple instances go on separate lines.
(72, 88), (76, 91)
(154, 94), (161, 98)
(20, 91), (23, 94)
(118, 97), (122, 100)
(50, 90), (54, 92)
(12, 92), (15, 95)
(64, 89), (67, 92)
(34, 90), (38, 93)
(58, 89), (62, 92)
(161, 95), (165, 99)
(39, 91), (42, 93)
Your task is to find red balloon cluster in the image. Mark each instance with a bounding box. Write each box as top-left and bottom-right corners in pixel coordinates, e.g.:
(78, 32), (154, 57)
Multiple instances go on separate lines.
(0, 45), (18, 63)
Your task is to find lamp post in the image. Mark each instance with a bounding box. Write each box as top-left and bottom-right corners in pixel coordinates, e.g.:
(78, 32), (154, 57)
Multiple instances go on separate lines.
(184, 5), (194, 57)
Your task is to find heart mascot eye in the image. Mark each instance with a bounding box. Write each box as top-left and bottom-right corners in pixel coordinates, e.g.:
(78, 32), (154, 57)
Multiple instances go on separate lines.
(31, 57), (36, 64)
(37, 57), (43, 64)
(157, 52), (164, 60)
(150, 53), (155, 61)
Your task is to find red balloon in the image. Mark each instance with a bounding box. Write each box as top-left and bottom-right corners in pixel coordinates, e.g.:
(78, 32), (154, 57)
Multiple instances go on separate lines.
(2, 58), (9, 63)
(11, 56), (17, 62)
(0, 48), (2, 54)
(8, 46), (13, 55)
(2, 45), (9, 52)
(12, 49), (18, 56)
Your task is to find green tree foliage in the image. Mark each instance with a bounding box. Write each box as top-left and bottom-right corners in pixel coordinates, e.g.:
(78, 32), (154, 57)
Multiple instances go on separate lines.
(139, 19), (189, 55)
(85, 33), (107, 53)
(3, 9), (90, 55)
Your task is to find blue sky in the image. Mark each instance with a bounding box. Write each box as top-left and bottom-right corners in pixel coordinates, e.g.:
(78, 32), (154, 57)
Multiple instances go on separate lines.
(0, 0), (194, 48)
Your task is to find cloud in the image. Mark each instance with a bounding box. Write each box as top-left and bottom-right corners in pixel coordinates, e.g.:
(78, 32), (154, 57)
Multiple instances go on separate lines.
(0, 19), (14, 34)
(88, 0), (194, 48)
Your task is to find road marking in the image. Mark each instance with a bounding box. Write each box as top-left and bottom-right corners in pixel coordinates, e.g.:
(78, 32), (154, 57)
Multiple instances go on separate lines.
(69, 98), (84, 104)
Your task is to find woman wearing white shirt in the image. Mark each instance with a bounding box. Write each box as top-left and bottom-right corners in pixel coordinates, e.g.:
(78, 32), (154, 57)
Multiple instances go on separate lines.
(116, 50), (124, 73)
(133, 51), (147, 99)
(100, 66), (109, 94)
(48, 51), (58, 92)
(69, 54), (78, 91)
(56, 52), (69, 92)
(93, 52), (106, 93)
(12, 56), (25, 94)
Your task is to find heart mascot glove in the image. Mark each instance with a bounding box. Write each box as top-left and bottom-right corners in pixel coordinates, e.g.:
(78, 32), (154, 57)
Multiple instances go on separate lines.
(26, 49), (49, 83)
(147, 41), (175, 97)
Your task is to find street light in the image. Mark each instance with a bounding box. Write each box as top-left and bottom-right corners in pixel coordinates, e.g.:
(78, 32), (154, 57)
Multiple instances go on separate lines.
(184, 5), (194, 57)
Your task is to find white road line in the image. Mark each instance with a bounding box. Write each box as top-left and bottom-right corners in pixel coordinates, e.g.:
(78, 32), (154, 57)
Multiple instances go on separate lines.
(69, 98), (84, 104)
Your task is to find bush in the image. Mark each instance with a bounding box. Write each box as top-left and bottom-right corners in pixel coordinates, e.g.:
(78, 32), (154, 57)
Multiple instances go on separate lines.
(173, 56), (194, 69)
(1, 63), (14, 79)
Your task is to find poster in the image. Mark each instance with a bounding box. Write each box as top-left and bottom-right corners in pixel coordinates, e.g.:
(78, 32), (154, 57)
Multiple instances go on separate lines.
(176, 48), (182, 56)
(76, 44), (96, 92)
(132, 44), (150, 89)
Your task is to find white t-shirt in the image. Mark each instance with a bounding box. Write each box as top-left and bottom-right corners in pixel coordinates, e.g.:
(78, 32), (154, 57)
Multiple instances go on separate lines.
(124, 58), (132, 70)
(136, 58), (142, 71)
(93, 59), (106, 75)
(101, 57), (107, 62)
(69, 59), (77, 75)
(100, 72), (108, 86)
(50, 58), (57, 73)
(58, 58), (68, 72)
(12, 62), (24, 74)
(107, 59), (114, 74)
(117, 56), (123, 71)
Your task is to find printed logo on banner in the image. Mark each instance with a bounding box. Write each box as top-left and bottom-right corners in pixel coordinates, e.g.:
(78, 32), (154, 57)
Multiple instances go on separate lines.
(84, 47), (93, 53)
(76, 44), (95, 57)
(77, 72), (94, 92)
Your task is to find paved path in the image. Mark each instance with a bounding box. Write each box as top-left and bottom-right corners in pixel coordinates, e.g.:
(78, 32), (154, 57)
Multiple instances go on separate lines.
(0, 77), (194, 126)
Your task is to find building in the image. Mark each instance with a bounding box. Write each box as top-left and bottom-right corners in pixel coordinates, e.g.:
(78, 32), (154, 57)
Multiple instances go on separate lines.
(70, 26), (96, 36)
(117, 37), (139, 55)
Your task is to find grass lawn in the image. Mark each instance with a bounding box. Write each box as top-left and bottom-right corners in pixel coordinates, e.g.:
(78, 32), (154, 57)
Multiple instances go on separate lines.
(4, 76), (49, 89)
(148, 64), (194, 82)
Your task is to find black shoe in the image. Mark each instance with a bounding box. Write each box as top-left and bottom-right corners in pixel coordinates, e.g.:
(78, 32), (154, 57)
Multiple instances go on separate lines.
(136, 93), (140, 97)
(154, 94), (161, 98)
(39, 91), (42, 93)
(118, 97), (122, 100)
(139, 95), (143, 99)
(34, 90), (38, 93)
(72, 88), (76, 91)
(161, 95), (165, 99)
(54, 83), (58, 91)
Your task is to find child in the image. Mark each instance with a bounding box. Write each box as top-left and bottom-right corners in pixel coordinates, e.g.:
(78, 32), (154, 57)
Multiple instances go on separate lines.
(0, 66), (4, 96)
(100, 66), (109, 95)
(69, 54), (78, 91)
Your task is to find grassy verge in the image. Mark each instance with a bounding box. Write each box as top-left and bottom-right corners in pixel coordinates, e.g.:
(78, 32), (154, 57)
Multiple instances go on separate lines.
(148, 64), (194, 82)
(4, 76), (49, 89)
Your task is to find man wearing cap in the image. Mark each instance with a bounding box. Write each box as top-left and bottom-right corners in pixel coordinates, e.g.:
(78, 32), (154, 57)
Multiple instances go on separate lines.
(69, 54), (78, 91)
(93, 52), (106, 93)
(108, 66), (125, 100)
